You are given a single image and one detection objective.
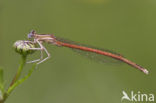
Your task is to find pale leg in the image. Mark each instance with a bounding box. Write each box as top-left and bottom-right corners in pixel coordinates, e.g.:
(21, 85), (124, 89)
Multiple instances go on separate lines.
(27, 40), (51, 64)
(36, 40), (51, 64)
(27, 48), (43, 63)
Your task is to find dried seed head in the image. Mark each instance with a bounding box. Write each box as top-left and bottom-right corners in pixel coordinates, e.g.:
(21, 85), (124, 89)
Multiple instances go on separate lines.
(13, 40), (36, 56)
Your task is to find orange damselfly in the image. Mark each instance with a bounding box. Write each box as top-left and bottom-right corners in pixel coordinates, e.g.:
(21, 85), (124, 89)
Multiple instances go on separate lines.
(27, 30), (148, 74)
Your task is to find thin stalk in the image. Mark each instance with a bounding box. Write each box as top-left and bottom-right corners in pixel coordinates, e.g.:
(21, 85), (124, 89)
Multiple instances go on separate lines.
(2, 62), (37, 103)
(1, 55), (27, 103)
(10, 55), (26, 86)
(6, 64), (37, 95)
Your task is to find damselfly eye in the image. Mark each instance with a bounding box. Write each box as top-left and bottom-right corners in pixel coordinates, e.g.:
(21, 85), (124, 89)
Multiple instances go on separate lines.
(28, 30), (35, 39)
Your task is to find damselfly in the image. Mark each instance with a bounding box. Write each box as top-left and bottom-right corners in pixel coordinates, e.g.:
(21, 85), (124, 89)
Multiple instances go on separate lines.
(27, 30), (148, 74)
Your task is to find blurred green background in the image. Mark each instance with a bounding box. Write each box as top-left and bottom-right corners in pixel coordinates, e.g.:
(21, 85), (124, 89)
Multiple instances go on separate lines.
(0, 0), (156, 103)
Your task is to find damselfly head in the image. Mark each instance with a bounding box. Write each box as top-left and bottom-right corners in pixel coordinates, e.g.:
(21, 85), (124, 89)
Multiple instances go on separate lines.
(28, 30), (36, 39)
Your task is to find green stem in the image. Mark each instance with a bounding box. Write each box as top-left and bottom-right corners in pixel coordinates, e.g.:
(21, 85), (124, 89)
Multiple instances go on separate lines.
(6, 64), (37, 95)
(10, 55), (26, 86)
(1, 55), (37, 103)
(0, 56), (26, 103)
(2, 63), (37, 103)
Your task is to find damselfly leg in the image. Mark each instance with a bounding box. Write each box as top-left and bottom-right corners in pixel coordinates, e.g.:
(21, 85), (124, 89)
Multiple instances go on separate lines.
(27, 39), (51, 64)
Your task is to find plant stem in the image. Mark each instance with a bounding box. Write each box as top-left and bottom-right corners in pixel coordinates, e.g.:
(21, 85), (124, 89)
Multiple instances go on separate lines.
(10, 55), (26, 86)
(7, 64), (37, 95)
(1, 55), (27, 103)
